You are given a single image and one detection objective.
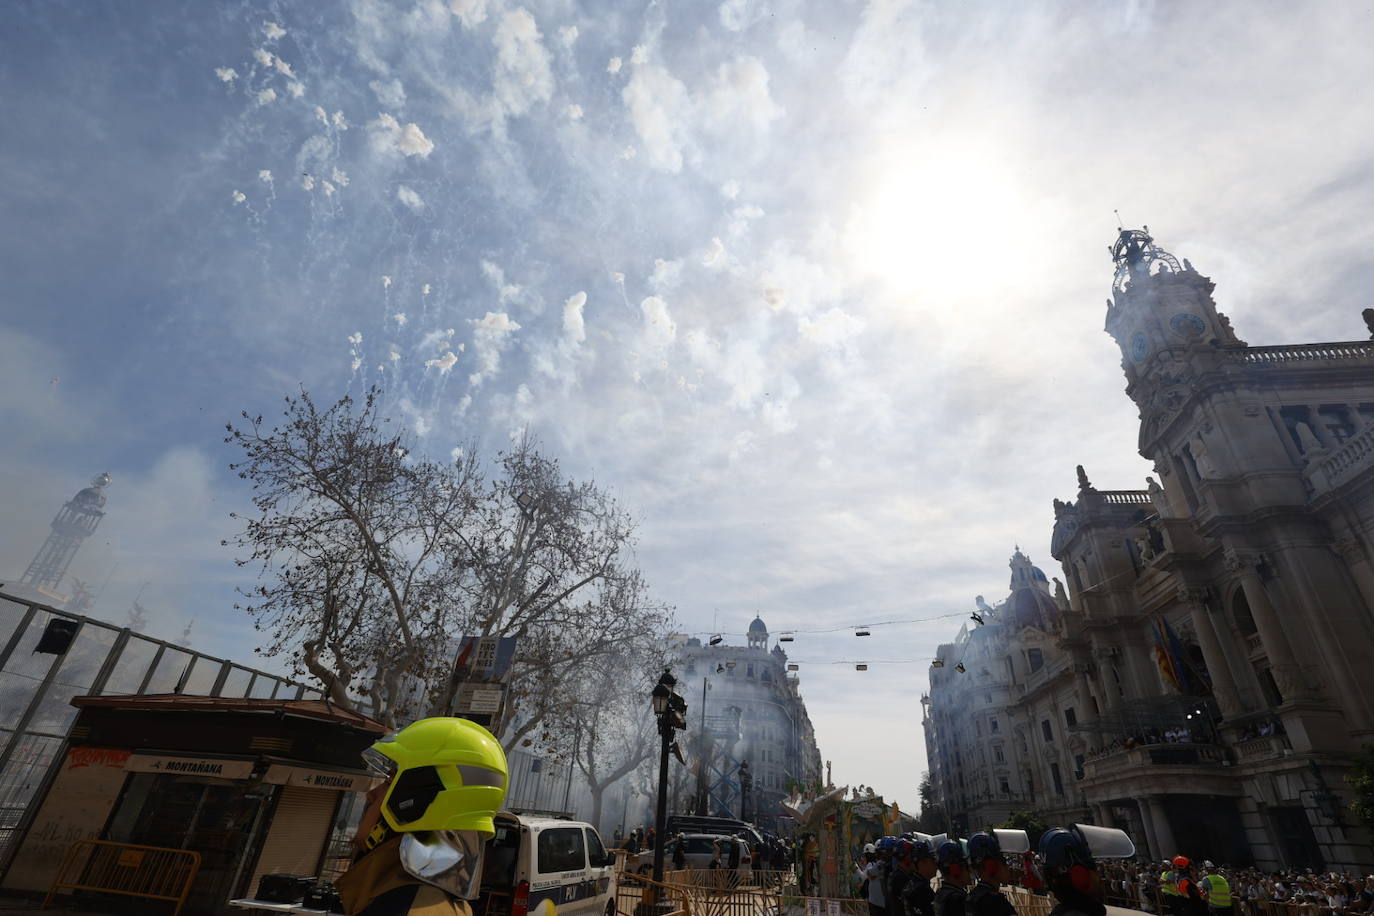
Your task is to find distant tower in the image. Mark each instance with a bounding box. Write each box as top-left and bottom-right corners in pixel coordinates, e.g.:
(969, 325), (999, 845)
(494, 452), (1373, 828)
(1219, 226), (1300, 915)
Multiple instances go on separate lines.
(20, 473), (112, 594)
(747, 615), (769, 649)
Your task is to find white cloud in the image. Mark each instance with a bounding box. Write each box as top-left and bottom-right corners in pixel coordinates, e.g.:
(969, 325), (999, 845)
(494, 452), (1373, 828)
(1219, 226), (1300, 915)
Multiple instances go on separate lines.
(471, 312), (521, 334)
(719, 0), (767, 31)
(331, 168), (349, 187)
(382, 275), (392, 288)
(422, 284), (432, 295)
(649, 258), (684, 291)
(287, 81), (305, 99)
(702, 56), (782, 139)
(467, 313), (523, 386)
(314, 105), (328, 126)
(426, 351), (459, 373)
(558, 25), (578, 46)
(799, 308), (865, 347)
(566, 104), (583, 120)
(332, 110), (349, 129)
(480, 261), (523, 303)
(346, 332), (363, 346)
(728, 204), (764, 237)
(720, 179), (740, 199)
(622, 63), (691, 172)
(702, 237), (727, 268)
(368, 113), (434, 157)
(420, 328), (456, 350)
(392, 313), (407, 326)
(563, 291), (587, 344)
(777, 20), (810, 63)
(321, 180), (336, 195)
(258, 169), (272, 182)
(397, 185), (425, 210)
(630, 45), (647, 65)
(262, 21), (286, 40)
(492, 9), (554, 119)
(214, 67), (238, 83)
(273, 57), (295, 77)
(301, 174), (315, 190)
(256, 87), (278, 105)
(620, 145), (636, 160)
(370, 78), (407, 109)
(640, 296), (676, 347)
(253, 48), (274, 68)
(231, 190), (246, 204)
(449, 0), (488, 29)
(607, 56), (622, 74)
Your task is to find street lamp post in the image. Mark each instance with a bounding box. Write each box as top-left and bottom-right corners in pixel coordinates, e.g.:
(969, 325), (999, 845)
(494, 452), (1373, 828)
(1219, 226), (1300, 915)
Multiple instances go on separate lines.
(646, 669), (687, 911)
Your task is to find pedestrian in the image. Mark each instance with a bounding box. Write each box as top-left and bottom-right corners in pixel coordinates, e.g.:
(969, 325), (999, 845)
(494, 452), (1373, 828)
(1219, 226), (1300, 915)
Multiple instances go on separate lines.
(613, 826), (624, 849)
(1200, 861), (1232, 916)
(672, 834), (687, 872)
(966, 833), (1017, 916)
(646, 827), (657, 853)
(337, 717), (508, 916)
(866, 841), (889, 916)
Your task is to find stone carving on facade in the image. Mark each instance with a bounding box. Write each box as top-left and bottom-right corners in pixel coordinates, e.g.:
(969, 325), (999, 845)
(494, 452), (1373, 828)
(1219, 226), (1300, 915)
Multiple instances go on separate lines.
(1146, 476), (1172, 518)
(1053, 578), (1070, 610)
(1076, 465), (1094, 491)
(1332, 535), (1367, 565)
(1294, 421), (1327, 460)
(1190, 431), (1219, 478)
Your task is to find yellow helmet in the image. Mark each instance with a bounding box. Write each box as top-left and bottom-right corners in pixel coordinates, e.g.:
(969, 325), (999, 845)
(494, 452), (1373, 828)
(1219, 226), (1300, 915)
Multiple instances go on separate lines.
(366, 717), (509, 837)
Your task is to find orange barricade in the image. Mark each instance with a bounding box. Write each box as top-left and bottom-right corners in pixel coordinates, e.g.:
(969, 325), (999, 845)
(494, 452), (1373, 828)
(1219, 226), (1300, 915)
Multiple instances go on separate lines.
(43, 839), (201, 916)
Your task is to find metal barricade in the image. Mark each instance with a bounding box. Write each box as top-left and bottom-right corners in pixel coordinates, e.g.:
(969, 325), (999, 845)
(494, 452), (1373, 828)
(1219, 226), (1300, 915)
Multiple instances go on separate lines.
(42, 839), (201, 916)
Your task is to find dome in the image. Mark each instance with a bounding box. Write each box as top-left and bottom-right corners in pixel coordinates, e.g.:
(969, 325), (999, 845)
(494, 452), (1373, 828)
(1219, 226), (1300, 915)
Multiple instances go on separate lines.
(1008, 548), (1051, 593)
(1010, 587), (1059, 633)
(748, 616), (767, 635)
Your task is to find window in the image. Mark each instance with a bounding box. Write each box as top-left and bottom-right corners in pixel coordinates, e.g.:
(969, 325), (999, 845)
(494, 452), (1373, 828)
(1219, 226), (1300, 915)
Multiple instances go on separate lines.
(1050, 763), (1064, 796)
(1027, 648), (1044, 672)
(1064, 707), (1077, 727)
(999, 778), (1010, 795)
(747, 664), (755, 678)
(538, 827), (586, 873)
(990, 717), (999, 733)
(975, 719), (982, 736)
(584, 827), (608, 867)
(1073, 754), (1085, 779)
(994, 746), (1004, 764)
(1041, 719), (1053, 742)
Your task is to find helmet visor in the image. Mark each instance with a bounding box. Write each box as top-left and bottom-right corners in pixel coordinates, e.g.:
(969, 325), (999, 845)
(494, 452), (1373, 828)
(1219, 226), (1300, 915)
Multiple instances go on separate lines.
(399, 829), (487, 899)
(1074, 824), (1135, 860)
(994, 829), (1030, 854)
(361, 746), (398, 780)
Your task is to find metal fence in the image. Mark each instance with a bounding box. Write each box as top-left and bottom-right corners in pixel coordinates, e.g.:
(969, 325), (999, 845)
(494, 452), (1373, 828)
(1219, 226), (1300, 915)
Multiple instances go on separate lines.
(0, 591), (319, 873)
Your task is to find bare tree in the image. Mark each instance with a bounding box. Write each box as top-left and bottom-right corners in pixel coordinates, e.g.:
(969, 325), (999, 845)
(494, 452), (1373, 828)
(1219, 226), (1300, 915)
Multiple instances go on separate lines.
(226, 390), (671, 734)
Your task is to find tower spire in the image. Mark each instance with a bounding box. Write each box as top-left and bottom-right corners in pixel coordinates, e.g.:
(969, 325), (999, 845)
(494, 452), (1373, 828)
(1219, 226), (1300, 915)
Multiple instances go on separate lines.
(19, 473), (112, 599)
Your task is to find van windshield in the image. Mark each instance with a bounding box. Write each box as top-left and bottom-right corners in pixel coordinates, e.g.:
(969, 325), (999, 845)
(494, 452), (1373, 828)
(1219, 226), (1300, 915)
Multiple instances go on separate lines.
(483, 822), (521, 890)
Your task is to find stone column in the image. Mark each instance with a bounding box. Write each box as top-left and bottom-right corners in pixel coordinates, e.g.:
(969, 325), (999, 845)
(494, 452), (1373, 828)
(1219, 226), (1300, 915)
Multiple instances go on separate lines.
(1225, 550), (1307, 701)
(1179, 587), (1243, 718)
(1144, 796), (1177, 858)
(1075, 669), (1096, 717)
(1333, 536), (1374, 623)
(1137, 799), (1161, 862)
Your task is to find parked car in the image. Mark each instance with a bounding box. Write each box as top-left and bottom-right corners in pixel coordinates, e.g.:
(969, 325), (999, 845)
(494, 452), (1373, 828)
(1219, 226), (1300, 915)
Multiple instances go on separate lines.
(479, 812), (618, 916)
(627, 834), (753, 878)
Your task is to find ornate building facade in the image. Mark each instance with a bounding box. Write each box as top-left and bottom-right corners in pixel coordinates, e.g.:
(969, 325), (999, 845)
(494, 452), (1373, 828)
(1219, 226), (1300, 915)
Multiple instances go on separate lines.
(925, 228), (1374, 871)
(672, 617), (824, 830)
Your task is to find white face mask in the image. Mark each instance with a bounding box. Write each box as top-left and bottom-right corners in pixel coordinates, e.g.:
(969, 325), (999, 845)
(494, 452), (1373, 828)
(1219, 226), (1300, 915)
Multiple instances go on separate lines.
(399, 830), (487, 899)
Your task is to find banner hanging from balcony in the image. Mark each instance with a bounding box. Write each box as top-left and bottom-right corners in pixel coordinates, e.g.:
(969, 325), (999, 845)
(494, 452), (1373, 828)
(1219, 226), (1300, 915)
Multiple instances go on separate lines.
(1151, 618), (1189, 692)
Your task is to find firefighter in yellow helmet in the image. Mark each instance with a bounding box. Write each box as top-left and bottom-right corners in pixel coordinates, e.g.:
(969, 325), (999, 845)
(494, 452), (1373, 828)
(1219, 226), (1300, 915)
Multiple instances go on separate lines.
(338, 717), (509, 916)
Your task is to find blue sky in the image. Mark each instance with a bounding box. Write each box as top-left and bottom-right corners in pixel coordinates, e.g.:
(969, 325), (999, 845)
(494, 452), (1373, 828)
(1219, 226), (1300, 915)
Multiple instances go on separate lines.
(4, 0), (1374, 807)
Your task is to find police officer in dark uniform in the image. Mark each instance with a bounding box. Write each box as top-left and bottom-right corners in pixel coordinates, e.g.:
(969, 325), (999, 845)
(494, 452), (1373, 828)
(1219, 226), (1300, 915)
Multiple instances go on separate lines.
(886, 839), (915, 916)
(966, 833), (1017, 916)
(1038, 828), (1107, 916)
(901, 839), (939, 916)
(933, 841), (970, 916)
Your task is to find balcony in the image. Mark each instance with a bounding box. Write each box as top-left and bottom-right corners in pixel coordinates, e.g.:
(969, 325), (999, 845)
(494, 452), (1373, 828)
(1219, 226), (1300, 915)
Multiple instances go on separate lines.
(1232, 734), (1292, 763)
(1307, 422), (1374, 494)
(1227, 341), (1374, 367)
(1082, 742), (1227, 782)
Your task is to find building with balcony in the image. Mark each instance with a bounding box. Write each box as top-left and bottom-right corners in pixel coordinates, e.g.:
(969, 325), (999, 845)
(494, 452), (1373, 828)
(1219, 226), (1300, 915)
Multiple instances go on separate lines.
(672, 618), (824, 831)
(924, 228), (1374, 872)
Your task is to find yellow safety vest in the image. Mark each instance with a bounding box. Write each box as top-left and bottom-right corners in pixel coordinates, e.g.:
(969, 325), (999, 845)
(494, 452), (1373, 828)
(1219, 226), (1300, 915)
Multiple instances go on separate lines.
(1203, 875), (1231, 907)
(1161, 872), (1181, 896)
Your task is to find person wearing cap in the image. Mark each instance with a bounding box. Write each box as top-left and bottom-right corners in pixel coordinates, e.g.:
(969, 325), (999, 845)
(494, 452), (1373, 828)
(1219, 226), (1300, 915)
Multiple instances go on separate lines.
(1172, 857), (1206, 916)
(900, 839), (939, 916)
(1199, 862), (1231, 916)
(338, 716), (509, 916)
(1038, 827), (1105, 916)
(966, 833), (1017, 916)
(934, 840), (971, 916)
(1161, 858), (1186, 916)
(887, 839), (922, 916)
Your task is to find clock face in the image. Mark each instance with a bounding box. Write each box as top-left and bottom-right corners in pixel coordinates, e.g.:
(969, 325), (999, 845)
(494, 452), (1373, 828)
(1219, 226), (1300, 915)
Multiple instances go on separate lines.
(1130, 332), (1149, 362)
(1169, 313), (1207, 338)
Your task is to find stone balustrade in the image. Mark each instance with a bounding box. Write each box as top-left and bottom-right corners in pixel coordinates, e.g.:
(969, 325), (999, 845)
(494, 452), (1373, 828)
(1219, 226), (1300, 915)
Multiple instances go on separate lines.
(1232, 734), (1292, 762)
(1230, 341), (1374, 365)
(1306, 421), (1374, 493)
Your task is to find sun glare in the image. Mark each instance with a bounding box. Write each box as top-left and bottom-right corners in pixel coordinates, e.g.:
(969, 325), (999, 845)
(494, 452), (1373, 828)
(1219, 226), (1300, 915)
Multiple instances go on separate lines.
(844, 143), (1042, 314)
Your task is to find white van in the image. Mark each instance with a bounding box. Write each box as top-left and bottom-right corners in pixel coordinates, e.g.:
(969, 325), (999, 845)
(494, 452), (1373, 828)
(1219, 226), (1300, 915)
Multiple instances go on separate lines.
(479, 812), (618, 916)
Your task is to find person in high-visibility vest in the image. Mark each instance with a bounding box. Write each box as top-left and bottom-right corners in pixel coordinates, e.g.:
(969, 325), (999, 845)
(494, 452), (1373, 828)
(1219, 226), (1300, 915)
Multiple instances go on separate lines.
(1199, 862), (1231, 916)
(1160, 860), (1184, 916)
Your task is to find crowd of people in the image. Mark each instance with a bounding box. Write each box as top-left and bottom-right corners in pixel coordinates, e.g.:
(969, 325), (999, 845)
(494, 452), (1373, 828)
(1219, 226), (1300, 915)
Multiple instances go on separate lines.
(1099, 858), (1374, 916)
